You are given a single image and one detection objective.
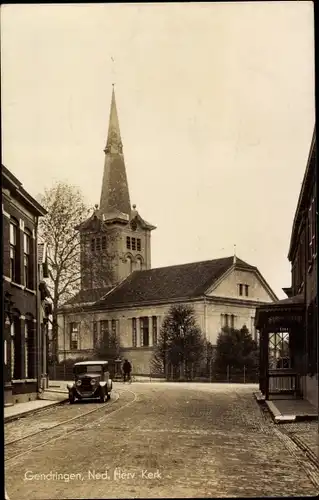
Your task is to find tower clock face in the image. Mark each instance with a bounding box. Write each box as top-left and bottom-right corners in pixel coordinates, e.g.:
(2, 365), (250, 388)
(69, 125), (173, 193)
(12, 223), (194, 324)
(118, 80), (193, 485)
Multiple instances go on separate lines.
(131, 220), (137, 231)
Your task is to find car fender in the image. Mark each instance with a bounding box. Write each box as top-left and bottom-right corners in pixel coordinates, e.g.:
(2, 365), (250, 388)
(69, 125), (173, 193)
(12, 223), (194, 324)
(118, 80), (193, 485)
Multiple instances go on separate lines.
(99, 381), (107, 388)
(67, 383), (75, 391)
(107, 379), (113, 391)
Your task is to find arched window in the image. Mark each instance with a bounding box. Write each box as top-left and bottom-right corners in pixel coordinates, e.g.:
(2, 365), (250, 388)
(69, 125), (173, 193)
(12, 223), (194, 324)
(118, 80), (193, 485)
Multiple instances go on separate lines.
(4, 340), (7, 366)
(24, 317), (35, 378)
(126, 256), (133, 274)
(11, 311), (22, 380)
(136, 257), (143, 271)
(10, 322), (15, 379)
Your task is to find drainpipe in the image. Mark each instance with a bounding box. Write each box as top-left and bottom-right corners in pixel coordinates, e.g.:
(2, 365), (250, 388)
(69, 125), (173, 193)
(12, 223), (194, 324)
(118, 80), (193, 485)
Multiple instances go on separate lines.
(35, 219), (41, 395)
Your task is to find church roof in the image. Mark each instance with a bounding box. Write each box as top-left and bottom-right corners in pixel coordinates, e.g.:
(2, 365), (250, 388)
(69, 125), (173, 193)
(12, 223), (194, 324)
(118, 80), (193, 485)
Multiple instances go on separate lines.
(64, 286), (114, 307)
(94, 256), (255, 308)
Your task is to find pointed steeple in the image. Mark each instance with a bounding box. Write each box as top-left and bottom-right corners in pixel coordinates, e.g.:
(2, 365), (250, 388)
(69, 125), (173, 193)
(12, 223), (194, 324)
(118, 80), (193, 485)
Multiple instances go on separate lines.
(104, 84), (123, 155)
(99, 85), (131, 216)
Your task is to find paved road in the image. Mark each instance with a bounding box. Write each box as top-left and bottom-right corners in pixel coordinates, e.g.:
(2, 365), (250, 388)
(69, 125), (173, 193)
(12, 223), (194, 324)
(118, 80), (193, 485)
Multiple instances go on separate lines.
(5, 383), (319, 499)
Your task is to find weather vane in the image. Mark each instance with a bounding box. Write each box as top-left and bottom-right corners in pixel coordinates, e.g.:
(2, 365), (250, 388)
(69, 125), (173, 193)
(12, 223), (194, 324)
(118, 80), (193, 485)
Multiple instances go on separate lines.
(111, 56), (116, 86)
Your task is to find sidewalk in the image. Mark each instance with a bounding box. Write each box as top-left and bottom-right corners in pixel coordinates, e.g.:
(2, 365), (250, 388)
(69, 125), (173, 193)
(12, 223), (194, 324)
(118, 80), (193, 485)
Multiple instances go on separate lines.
(4, 382), (69, 423)
(4, 398), (67, 423)
(254, 391), (318, 470)
(265, 398), (318, 423)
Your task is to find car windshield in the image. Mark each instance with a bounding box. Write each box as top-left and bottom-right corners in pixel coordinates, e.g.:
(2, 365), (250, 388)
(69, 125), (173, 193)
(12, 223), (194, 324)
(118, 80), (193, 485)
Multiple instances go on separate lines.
(74, 365), (104, 375)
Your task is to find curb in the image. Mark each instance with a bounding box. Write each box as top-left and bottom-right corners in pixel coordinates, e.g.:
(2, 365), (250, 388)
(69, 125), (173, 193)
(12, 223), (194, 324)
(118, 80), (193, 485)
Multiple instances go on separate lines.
(253, 391), (265, 403)
(265, 400), (318, 424)
(4, 398), (68, 424)
(273, 426), (319, 489)
(289, 433), (319, 470)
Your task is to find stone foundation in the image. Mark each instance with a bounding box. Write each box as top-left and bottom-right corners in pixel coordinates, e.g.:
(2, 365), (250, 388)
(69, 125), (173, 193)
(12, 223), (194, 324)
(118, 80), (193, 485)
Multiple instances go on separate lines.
(4, 383), (13, 407)
(11, 392), (38, 405)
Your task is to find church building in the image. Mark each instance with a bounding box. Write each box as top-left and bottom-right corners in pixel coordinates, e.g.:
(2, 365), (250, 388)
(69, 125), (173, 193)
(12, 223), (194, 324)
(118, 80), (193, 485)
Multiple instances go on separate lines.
(57, 87), (278, 375)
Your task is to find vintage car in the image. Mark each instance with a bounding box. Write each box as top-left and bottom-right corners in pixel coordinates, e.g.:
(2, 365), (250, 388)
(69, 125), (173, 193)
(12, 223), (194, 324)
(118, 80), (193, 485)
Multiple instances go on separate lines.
(67, 360), (113, 404)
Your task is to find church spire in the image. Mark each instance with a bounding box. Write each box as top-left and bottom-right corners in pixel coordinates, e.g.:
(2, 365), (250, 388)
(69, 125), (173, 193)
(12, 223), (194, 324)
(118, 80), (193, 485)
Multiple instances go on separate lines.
(104, 84), (123, 154)
(99, 85), (131, 216)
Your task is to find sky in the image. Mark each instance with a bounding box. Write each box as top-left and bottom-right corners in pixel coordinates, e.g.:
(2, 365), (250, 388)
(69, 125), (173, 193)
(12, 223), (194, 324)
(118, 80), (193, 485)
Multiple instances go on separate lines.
(1, 2), (315, 299)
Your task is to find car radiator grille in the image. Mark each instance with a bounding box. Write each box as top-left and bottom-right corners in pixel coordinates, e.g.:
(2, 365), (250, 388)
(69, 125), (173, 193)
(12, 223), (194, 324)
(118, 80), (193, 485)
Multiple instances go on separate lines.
(80, 378), (93, 391)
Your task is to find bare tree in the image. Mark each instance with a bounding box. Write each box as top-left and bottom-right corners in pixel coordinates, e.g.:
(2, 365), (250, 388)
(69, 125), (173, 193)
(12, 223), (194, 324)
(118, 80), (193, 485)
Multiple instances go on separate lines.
(39, 182), (120, 364)
(38, 182), (90, 361)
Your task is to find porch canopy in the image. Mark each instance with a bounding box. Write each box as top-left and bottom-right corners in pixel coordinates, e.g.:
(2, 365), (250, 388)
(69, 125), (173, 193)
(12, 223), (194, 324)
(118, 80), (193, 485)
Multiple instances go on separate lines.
(255, 294), (305, 400)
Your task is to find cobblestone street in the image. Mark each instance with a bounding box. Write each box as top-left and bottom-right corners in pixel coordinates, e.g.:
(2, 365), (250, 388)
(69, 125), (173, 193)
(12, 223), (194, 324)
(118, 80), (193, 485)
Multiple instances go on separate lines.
(5, 383), (319, 499)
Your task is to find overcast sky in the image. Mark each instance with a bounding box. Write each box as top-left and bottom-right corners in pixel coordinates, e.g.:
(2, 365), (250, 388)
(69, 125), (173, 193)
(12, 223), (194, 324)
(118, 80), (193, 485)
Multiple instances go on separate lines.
(1, 2), (315, 299)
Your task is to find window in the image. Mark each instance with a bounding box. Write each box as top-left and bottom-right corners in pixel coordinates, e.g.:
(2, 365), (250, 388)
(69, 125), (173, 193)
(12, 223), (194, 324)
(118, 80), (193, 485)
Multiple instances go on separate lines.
(132, 318), (137, 347)
(25, 323), (29, 378)
(70, 323), (79, 350)
(91, 239), (95, 252)
(140, 317), (149, 346)
(230, 314), (235, 329)
(111, 319), (117, 337)
(152, 316), (158, 345)
(132, 238), (136, 251)
(136, 258), (142, 271)
(239, 284), (249, 297)
(137, 239), (141, 251)
(221, 314), (227, 328)
(11, 317), (22, 380)
(102, 236), (107, 250)
(126, 237), (131, 250)
(221, 314), (234, 329)
(10, 220), (18, 282)
(96, 238), (101, 251)
(93, 321), (98, 345)
(100, 320), (109, 346)
(24, 320), (35, 378)
(127, 256), (133, 274)
(24, 231), (31, 289)
(11, 321), (15, 379)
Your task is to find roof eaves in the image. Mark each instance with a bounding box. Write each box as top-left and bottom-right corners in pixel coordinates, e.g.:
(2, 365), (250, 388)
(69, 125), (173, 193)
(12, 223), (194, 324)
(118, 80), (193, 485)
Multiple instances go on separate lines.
(288, 126), (316, 261)
(93, 294), (203, 311)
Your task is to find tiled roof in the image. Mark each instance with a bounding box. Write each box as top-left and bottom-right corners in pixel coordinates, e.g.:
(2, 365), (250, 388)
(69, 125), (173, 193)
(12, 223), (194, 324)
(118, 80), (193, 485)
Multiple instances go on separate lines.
(64, 286), (113, 306)
(95, 257), (254, 308)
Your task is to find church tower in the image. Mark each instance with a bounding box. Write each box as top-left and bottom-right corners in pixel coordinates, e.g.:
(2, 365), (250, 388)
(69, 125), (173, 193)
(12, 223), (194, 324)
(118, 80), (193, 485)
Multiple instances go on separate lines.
(77, 86), (156, 291)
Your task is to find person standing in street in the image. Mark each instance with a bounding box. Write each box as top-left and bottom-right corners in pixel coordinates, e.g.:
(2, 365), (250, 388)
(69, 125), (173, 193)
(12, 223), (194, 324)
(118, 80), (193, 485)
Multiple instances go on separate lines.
(122, 359), (132, 382)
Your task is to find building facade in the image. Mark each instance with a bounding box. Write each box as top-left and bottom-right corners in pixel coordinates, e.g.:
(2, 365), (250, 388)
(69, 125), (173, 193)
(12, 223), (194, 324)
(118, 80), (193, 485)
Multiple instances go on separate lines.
(256, 126), (317, 408)
(2, 165), (49, 405)
(57, 87), (278, 374)
(59, 256), (277, 373)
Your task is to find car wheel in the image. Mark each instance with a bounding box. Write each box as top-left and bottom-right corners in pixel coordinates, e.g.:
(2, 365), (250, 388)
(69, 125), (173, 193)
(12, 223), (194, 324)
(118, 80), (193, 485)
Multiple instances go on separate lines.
(69, 394), (75, 404)
(100, 392), (106, 403)
(107, 393), (111, 400)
